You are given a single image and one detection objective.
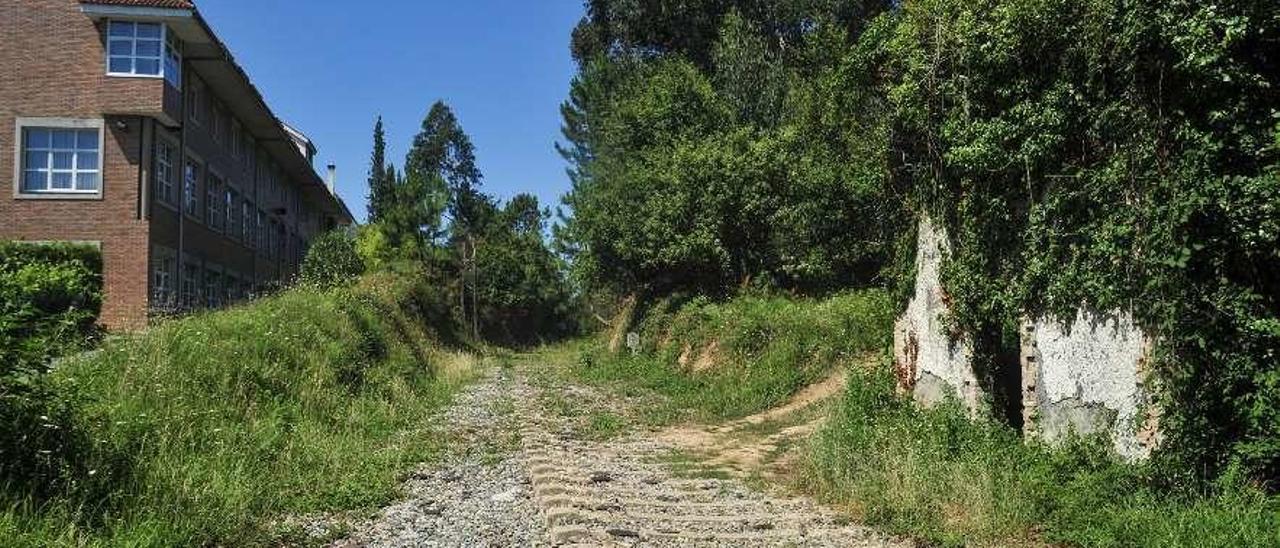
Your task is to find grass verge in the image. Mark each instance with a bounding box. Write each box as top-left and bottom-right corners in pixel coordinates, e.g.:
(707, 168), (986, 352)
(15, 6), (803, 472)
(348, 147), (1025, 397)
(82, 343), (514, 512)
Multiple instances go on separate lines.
(0, 272), (475, 547)
(803, 365), (1280, 547)
(567, 290), (894, 424)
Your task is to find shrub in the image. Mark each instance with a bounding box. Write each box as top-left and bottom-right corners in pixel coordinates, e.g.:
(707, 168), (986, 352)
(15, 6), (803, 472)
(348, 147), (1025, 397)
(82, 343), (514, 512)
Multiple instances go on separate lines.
(0, 242), (102, 499)
(354, 223), (396, 271)
(1, 271), (470, 545)
(0, 242), (102, 373)
(300, 229), (365, 289)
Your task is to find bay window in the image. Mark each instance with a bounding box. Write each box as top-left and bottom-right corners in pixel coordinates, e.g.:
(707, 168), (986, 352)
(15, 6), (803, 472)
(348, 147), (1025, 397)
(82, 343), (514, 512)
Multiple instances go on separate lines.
(107, 21), (180, 88)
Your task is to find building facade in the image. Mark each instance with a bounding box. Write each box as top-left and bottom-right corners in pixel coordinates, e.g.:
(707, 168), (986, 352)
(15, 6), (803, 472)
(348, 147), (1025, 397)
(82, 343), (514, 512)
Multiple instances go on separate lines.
(0, 0), (354, 330)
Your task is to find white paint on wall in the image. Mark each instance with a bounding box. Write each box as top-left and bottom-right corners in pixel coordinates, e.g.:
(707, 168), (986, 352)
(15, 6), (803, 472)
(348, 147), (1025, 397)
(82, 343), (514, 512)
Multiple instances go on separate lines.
(893, 217), (982, 415)
(1027, 309), (1155, 460)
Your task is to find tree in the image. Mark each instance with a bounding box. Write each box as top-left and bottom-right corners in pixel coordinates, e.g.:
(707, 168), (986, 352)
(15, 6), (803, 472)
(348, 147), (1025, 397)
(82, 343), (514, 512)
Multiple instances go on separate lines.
(366, 117), (391, 223)
(474, 194), (578, 344)
(405, 101), (492, 336)
(406, 102), (486, 233)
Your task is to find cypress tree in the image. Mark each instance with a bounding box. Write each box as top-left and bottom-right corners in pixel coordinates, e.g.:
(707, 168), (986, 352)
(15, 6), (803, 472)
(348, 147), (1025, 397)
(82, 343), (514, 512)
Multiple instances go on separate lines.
(366, 117), (388, 223)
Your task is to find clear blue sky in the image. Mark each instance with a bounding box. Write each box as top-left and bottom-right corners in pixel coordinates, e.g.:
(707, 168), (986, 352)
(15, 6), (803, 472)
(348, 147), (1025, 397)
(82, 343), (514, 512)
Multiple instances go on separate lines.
(197, 1), (586, 223)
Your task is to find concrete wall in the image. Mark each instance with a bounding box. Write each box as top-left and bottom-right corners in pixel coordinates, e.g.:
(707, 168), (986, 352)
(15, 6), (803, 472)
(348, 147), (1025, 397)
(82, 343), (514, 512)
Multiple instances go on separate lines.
(893, 217), (983, 415)
(1021, 309), (1161, 460)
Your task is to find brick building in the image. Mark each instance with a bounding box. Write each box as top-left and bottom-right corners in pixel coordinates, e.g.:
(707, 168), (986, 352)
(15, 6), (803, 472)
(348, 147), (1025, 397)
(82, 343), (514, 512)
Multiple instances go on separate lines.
(0, 0), (355, 330)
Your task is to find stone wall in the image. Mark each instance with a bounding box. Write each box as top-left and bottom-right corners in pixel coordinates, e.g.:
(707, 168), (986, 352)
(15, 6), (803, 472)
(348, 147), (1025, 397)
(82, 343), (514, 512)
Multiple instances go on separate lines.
(1021, 310), (1161, 460)
(892, 217), (983, 416)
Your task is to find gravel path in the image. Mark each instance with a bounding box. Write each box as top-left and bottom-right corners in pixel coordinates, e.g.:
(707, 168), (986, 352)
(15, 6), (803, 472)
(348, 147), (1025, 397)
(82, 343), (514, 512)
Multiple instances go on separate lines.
(334, 367), (546, 547)
(334, 362), (906, 548)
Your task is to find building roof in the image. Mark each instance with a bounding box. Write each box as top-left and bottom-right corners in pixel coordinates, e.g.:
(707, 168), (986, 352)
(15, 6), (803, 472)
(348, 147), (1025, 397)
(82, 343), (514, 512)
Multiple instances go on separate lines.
(81, 0), (195, 9)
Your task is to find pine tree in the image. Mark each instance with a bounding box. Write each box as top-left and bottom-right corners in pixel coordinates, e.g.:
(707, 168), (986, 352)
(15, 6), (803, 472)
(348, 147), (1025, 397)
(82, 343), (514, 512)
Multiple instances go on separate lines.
(366, 117), (389, 223)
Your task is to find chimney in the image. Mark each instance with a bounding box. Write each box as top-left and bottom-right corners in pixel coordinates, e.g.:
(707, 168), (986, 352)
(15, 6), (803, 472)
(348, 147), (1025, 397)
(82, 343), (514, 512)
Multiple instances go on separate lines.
(326, 164), (336, 194)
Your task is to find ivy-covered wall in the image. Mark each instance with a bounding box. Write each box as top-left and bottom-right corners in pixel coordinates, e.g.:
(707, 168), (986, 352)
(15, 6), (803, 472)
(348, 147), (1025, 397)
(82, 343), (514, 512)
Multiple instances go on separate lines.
(882, 0), (1279, 482)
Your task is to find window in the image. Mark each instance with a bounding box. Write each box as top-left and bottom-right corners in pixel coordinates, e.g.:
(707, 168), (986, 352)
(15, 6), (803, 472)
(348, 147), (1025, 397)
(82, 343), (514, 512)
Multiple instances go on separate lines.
(242, 135), (255, 171)
(206, 174), (224, 231)
(18, 123), (102, 195)
(243, 200), (255, 248)
(226, 188), (240, 241)
(154, 138), (176, 205)
(186, 77), (203, 125)
(182, 261), (200, 309)
(164, 29), (181, 88)
(268, 219), (279, 260)
(151, 251), (175, 309)
(205, 268), (221, 309)
(212, 101), (226, 144)
(107, 21), (162, 77)
(183, 158), (201, 217)
(256, 210), (266, 253)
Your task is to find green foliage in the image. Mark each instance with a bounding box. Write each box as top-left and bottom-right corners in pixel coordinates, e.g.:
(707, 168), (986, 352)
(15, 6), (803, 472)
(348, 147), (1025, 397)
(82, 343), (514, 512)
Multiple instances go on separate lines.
(366, 116), (395, 224)
(0, 243), (102, 499)
(0, 272), (470, 546)
(371, 99), (579, 346)
(875, 0), (1280, 483)
(300, 229), (366, 289)
(561, 0), (1280, 485)
(354, 223), (396, 271)
(806, 364), (1280, 547)
(573, 290), (893, 422)
(0, 242), (102, 373)
(406, 101), (488, 234)
(474, 194), (579, 345)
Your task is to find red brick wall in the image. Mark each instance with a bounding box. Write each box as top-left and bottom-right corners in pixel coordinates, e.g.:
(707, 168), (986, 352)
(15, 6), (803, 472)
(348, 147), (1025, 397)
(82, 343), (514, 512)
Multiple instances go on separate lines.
(0, 0), (170, 330)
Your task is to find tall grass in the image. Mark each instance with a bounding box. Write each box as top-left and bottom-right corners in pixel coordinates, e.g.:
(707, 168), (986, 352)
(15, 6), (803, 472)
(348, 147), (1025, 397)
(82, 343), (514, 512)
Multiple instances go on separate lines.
(804, 365), (1280, 547)
(573, 290), (894, 422)
(0, 272), (473, 546)
(570, 289), (1280, 546)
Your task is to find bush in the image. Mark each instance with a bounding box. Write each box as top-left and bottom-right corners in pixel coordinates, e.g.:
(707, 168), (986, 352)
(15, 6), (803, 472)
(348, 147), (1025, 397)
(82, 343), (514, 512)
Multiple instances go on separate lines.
(300, 229), (365, 289)
(0, 271), (470, 545)
(0, 242), (102, 499)
(0, 242), (102, 373)
(354, 223), (396, 271)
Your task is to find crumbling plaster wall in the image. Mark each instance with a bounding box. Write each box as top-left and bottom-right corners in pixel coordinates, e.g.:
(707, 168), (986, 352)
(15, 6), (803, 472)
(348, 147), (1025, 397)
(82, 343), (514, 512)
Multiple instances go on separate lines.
(893, 217), (983, 416)
(1022, 309), (1161, 460)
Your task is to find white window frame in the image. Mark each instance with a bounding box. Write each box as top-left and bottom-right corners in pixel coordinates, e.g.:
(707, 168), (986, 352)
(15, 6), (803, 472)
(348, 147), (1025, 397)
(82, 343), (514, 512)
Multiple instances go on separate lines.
(153, 133), (178, 208)
(204, 263), (222, 309)
(225, 185), (240, 241)
(105, 20), (166, 79)
(187, 76), (204, 126)
(206, 170), (225, 232)
(181, 257), (201, 310)
(212, 100), (226, 144)
(13, 118), (105, 200)
(151, 245), (177, 310)
(183, 150), (203, 219)
(164, 27), (182, 89)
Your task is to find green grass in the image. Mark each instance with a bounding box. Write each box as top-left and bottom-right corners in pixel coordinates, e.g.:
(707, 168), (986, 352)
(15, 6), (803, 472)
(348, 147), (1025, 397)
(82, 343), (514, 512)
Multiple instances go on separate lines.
(584, 411), (627, 440)
(568, 290), (894, 424)
(658, 449), (734, 480)
(804, 365), (1280, 547)
(0, 272), (475, 546)
(554, 288), (1280, 547)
